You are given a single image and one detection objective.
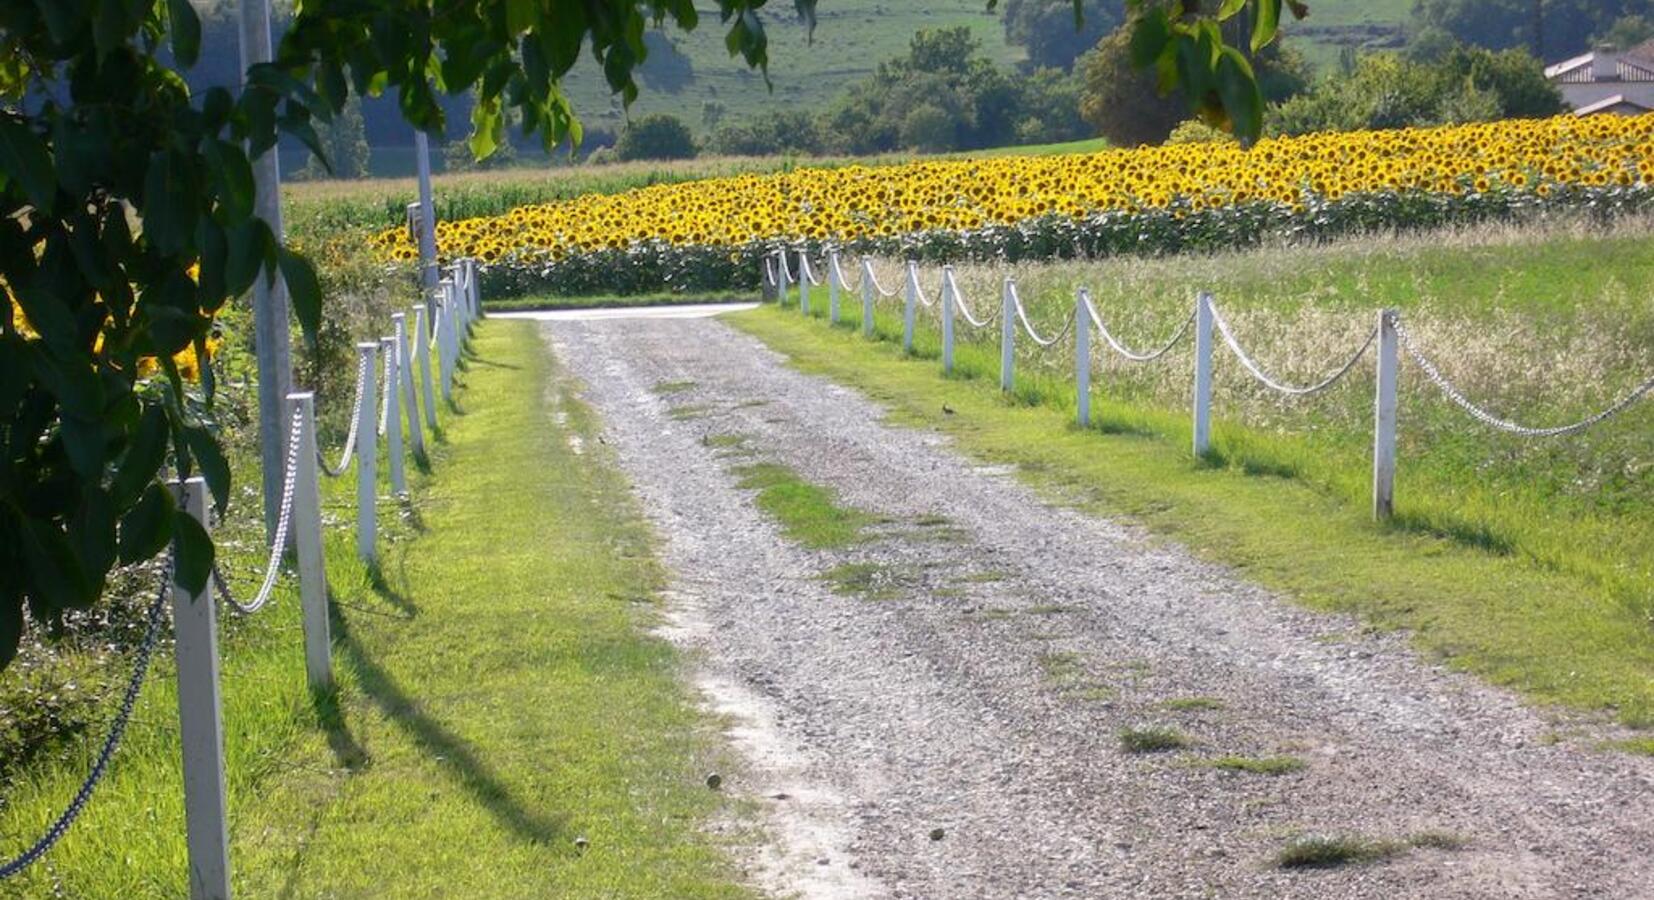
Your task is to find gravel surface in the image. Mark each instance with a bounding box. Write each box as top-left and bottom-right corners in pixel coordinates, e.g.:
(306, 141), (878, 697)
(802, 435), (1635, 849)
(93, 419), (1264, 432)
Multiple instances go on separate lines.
(540, 314), (1654, 899)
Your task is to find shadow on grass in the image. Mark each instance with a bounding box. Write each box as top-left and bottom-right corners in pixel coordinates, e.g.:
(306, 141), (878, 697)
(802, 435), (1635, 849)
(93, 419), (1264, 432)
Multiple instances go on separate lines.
(330, 610), (569, 847)
(310, 680), (370, 772)
(366, 558), (420, 618)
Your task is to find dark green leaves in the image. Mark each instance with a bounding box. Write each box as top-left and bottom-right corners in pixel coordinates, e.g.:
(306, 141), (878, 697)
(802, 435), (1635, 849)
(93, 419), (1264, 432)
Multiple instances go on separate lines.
(141, 149), (198, 255)
(0, 116), (57, 214)
(118, 483), (174, 565)
(1251, 0), (1282, 53)
(113, 404), (169, 508)
(182, 424), (230, 515)
(202, 139), (255, 223)
(278, 246), (323, 344)
(167, 0), (202, 67)
(171, 506), (213, 595)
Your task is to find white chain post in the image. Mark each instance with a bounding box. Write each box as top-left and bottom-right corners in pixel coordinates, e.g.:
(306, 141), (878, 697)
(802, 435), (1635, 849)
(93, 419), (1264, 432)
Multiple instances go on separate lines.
(1075, 290), (1091, 427)
(413, 305), (438, 430)
(941, 265), (956, 374)
(381, 336), (406, 495)
(169, 477), (231, 900)
(445, 279), (462, 377)
(1373, 309), (1399, 520)
(414, 131), (439, 292)
(469, 258), (484, 321)
(356, 341), (378, 563)
(861, 258), (875, 337)
(1192, 292), (1215, 457)
(393, 313), (424, 458)
(775, 251), (786, 306)
(437, 281), (455, 402)
(828, 250), (841, 325)
(798, 250), (810, 316)
(288, 393), (333, 692)
(1000, 278), (1015, 392)
(903, 260), (918, 353)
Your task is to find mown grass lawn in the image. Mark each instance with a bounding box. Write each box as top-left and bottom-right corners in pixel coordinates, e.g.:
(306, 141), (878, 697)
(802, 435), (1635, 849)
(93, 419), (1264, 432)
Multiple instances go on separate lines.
(0, 321), (749, 898)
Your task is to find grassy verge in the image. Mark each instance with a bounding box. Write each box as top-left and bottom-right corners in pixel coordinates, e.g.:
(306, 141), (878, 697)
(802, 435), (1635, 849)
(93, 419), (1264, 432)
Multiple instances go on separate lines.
(0, 321), (746, 897)
(730, 299), (1654, 729)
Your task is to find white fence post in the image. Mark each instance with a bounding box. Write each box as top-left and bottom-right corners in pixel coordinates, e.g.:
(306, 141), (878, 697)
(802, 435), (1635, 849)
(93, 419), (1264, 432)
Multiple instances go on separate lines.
(774, 251), (785, 306)
(288, 392), (333, 692)
(413, 131), (439, 292)
(1373, 308), (1399, 520)
(798, 250), (810, 316)
(1000, 278), (1015, 392)
(413, 305), (438, 431)
(1192, 292), (1214, 457)
(169, 477), (231, 900)
(1075, 291), (1091, 427)
(941, 265), (955, 374)
(437, 282), (455, 402)
(903, 260), (918, 353)
(382, 336), (406, 495)
(828, 250), (841, 325)
(469, 258), (484, 320)
(861, 259), (875, 337)
(356, 341), (378, 563)
(393, 313), (423, 458)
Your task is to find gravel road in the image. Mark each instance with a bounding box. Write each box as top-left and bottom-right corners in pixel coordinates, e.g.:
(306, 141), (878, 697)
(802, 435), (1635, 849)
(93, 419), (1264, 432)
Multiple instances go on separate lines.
(536, 312), (1654, 900)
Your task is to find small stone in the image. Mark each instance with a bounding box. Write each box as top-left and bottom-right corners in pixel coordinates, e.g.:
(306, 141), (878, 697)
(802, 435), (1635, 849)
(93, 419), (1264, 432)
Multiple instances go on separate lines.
(706, 772), (722, 790)
(816, 857), (830, 866)
(929, 827), (946, 841)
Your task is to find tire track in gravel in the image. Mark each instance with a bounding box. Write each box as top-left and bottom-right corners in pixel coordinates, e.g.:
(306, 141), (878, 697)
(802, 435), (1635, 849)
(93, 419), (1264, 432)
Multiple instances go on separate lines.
(538, 314), (1654, 899)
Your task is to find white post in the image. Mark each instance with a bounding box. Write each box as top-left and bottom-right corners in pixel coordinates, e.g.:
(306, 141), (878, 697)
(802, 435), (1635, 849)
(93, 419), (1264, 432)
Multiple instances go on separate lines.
(799, 250), (810, 316)
(468, 258), (484, 320)
(382, 337), (405, 495)
(903, 260), (918, 353)
(828, 250), (841, 325)
(861, 259), (875, 338)
(941, 265), (956, 374)
(288, 393), (332, 692)
(393, 314), (424, 458)
(437, 282), (455, 401)
(1192, 292), (1214, 457)
(445, 281), (462, 379)
(169, 477), (231, 900)
(1000, 278), (1015, 392)
(356, 342), (378, 563)
(1075, 291), (1091, 427)
(774, 251), (786, 306)
(413, 305), (438, 430)
(1373, 309), (1399, 520)
(414, 130), (439, 293)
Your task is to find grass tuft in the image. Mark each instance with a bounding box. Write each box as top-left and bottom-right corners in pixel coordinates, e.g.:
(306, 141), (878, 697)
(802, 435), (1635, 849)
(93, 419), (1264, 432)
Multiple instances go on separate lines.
(652, 380), (697, 395)
(733, 462), (871, 549)
(1162, 696), (1225, 711)
(1275, 835), (1405, 869)
(1119, 726), (1191, 753)
(1203, 755), (1305, 775)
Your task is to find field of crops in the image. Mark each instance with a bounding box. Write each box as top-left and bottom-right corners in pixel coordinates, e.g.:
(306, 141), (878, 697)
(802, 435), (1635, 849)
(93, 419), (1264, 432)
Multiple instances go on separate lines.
(376, 113), (1654, 299)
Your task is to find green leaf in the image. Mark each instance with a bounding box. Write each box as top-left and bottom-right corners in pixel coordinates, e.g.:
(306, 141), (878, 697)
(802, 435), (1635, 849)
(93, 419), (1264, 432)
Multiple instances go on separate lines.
(202, 139), (254, 223)
(469, 96), (502, 161)
(278, 246), (323, 344)
(0, 596), (20, 670)
(141, 149), (197, 255)
(119, 482), (174, 565)
(1218, 0), (1247, 20)
(167, 0), (201, 67)
(23, 517), (93, 610)
(182, 424), (230, 515)
(506, 0), (536, 34)
(1216, 46), (1264, 142)
(1129, 9), (1172, 69)
(0, 116), (57, 214)
(113, 403), (169, 508)
(59, 414), (105, 480)
(171, 506), (213, 596)
(71, 486), (117, 584)
(226, 218), (273, 298)
(1251, 0), (1282, 53)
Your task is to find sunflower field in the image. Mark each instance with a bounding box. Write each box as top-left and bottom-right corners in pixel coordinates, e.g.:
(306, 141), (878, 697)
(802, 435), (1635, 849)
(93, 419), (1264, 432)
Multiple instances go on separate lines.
(374, 113), (1654, 298)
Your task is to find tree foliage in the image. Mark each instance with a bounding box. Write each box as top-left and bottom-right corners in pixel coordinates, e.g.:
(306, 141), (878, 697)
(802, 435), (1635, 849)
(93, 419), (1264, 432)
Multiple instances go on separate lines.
(1412, 0), (1654, 58)
(1000, 0), (1121, 70)
(0, 0), (818, 671)
(616, 112), (698, 159)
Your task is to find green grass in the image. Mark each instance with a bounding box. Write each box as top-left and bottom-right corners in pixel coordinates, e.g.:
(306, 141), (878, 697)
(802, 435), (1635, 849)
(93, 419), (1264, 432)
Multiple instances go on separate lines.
(731, 252), (1654, 731)
(1275, 835), (1405, 869)
(1162, 696), (1226, 711)
(1119, 726), (1193, 753)
(819, 562), (907, 601)
(732, 462), (871, 549)
(0, 321), (747, 897)
(1201, 755), (1307, 775)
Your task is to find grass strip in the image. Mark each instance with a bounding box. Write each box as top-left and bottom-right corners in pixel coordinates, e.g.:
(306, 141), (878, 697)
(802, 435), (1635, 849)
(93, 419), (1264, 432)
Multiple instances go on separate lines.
(729, 304), (1654, 729)
(732, 462), (871, 549)
(0, 321), (747, 897)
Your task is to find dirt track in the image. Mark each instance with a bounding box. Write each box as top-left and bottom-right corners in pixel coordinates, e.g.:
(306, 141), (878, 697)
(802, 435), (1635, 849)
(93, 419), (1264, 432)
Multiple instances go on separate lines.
(531, 310), (1654, 899)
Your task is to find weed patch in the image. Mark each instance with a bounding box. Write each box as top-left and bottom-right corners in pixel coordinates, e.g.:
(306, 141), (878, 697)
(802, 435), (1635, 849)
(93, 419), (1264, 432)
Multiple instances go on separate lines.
(1119, 726), (1191, 753)
(734, 463), (870, 549)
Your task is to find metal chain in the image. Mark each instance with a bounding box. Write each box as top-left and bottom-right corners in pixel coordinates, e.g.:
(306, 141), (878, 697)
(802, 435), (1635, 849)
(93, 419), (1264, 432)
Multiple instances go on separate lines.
(1083, 295), (1195, 363)
(1010, 284), (1075, 348)
(214, 406), (305, 615)
(1208, 300), (1377, 397)
(377, 345), (393, 437)
(1393, 313), (1654, 437)
(0, 553), (172, 881)
(319, 351), (370, 478)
